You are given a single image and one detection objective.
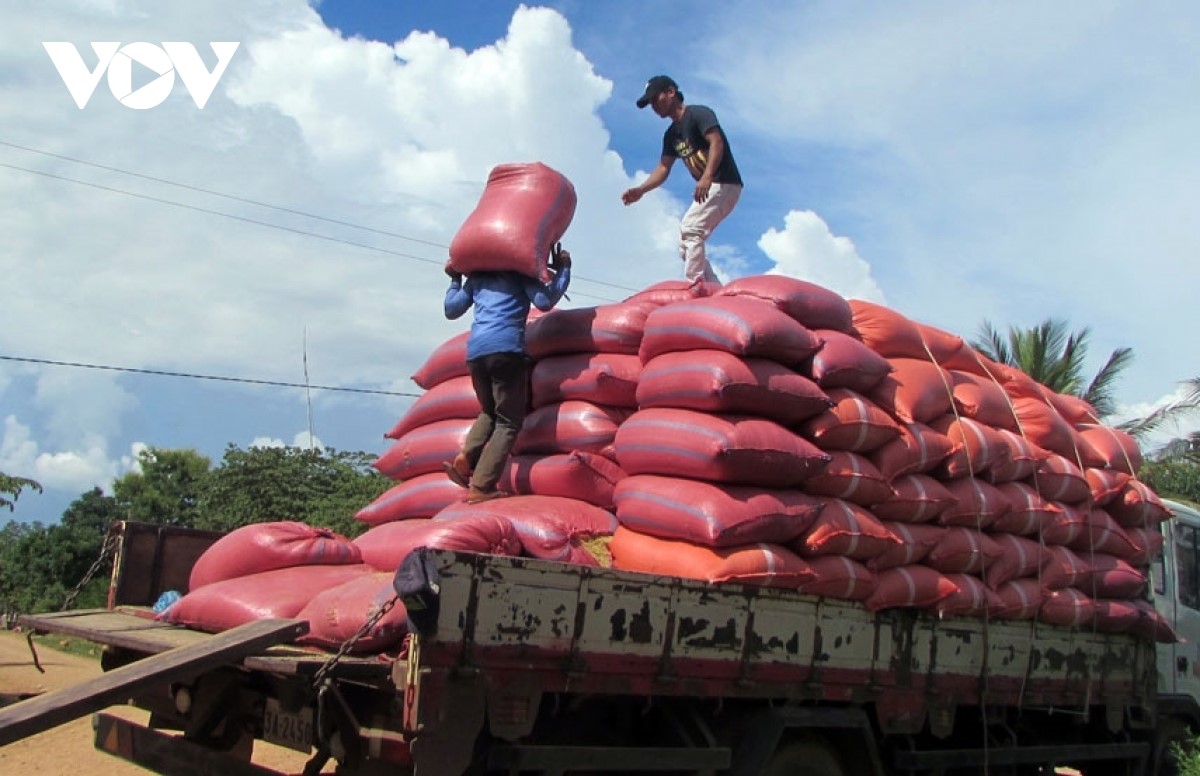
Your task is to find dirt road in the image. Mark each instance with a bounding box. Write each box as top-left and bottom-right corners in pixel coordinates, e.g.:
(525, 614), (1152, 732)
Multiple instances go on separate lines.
(0, 629), (319, 775)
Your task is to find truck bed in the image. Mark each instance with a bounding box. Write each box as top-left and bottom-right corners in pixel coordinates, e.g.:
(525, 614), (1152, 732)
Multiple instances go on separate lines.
(404, 549), (1156, 735)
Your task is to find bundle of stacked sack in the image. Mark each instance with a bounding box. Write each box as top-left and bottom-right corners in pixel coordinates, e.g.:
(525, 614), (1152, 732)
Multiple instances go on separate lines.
(365, 275), (1174, 645)
(162, 162), (1174, 652)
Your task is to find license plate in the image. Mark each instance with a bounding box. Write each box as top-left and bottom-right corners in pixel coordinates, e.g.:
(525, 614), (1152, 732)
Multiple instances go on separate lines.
(262, 697), (313, 753)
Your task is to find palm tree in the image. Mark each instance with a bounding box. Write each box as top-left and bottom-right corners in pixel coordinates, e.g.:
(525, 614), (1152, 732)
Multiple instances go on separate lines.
(972, 318), (1133, 419)
(1120, 377), (1200, 451)
(0, 473), (42, 512)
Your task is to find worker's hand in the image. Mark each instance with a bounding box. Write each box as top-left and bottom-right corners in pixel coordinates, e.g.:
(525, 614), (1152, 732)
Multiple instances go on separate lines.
(549, 242), (572, 270)
(694, 176), (713, 204)
(621, 187), (643, 206)
(444, 261), (462, 283)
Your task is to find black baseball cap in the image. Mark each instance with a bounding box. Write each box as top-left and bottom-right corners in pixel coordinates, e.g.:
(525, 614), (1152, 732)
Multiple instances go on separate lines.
(636, 75), (677, 108)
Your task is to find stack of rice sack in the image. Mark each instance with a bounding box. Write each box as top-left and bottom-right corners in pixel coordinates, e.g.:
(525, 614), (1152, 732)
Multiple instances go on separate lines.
(361, 272), (1174, 643)
(160, 522), (410, 654)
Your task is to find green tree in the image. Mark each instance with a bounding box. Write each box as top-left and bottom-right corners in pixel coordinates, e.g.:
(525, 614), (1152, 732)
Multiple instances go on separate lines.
(0, 488), (124, 622)
(1, 472), (42, 512)
(1140, 459), (1200, 506)
(112, 447), (212, 526)
(196, 445), (389, 537)
(972, 318), (1133, 418)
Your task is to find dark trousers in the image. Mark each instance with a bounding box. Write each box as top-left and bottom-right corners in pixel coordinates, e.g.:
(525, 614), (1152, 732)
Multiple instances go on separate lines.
(464, 352), (530, 491)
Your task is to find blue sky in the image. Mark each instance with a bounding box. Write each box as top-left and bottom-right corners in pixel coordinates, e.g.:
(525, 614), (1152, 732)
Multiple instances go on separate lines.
(2, 1), (1199, 524)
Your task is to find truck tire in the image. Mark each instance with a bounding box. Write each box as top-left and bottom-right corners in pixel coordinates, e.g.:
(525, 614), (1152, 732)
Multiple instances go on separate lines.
(762, 739), (846, 776)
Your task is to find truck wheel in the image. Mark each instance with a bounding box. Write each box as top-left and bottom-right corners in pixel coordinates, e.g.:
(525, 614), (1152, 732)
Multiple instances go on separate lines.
(762, 739), (846, 776)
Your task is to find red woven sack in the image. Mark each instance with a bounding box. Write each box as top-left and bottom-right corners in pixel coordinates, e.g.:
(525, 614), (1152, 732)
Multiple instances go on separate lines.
(797, 556), (878, 601)
(501, 451), (627, 508)
(806, 328), (894, 393)
(1067, 507), (1140, 560)
(1041, 545), (1092, 589)
(354, 515), (522, 572)
(982, 430), (1047, 484)
(411, 332), (469, 390)
(1039, 588), (1095, 628)
(868, 420), (957, 480)
(163, 564), (372, 633)
(924, 527), (1004, 575)
(387, 375), (479, 439)
(848, 300), (926, 359)
(189, 521), (362, 591)
(937, 478), (1012, 530)
(715, 275), (854, 333)
(437, 495), (616, 566)
(937, 573), (1001, 617)
(930, 415), (1008, 480)
(1033, 454), (1091, 504)
(296, 571), (409, 653)
(870, 359), (954, 424)
(801, 451), (894, 506)
(1087, 554), (1147, 599)
(868, 522), (945, 571)
(355, 472), (465, 526)
(514, 400), (629, 458)
(1107, 480), (1172, 528)
(373, 418), (473, 481)
(637, 350), (832, 424)
(799, 388), (902, 453)
(1042, 502), (1090, 546)
(613, 474), (824, 548)
(526, 302), (653, 358)
(983, 533), (1048, 589)
(639, 296), (823, 365)
(872, 474), (957, 524)
(1086, 467), (1132, 506)
(448, 162), (576, 278)
(623, 279), (719, 307)
(949, 371), (1018, 430)
(1077, 424), (1142, 475)
(990, 482), (1060, 536)
(614, 408), (831, 487)
(791, 498), (901, 561)
(532, 352), (641, 409)
(990, 579), (1045, 620)
(865, 566), (957, 612)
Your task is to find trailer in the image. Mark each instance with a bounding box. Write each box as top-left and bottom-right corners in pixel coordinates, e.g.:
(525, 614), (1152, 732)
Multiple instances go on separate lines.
(3, 503), (1200, 775)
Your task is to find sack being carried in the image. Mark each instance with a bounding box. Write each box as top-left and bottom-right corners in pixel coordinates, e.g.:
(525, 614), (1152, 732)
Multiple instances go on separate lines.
(448, 162), (577, 278)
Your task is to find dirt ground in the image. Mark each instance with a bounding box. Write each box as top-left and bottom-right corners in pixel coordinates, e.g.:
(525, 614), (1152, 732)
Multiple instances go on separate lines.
(0, 629), (323, 775)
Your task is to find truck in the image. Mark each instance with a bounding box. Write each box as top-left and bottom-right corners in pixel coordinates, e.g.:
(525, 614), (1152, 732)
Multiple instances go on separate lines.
(1, 500), (1198, 776)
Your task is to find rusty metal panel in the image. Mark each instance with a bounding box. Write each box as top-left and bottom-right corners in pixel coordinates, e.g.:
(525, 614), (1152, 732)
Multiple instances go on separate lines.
(416, 550), (1155, 711)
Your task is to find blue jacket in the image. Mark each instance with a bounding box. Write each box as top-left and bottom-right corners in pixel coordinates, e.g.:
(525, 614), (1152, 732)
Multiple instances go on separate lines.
(444, 268), (571, 360)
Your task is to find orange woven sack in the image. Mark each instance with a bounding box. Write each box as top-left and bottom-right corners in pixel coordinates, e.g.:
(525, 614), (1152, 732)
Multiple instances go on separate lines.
(865, 565), (957, 612)
(609, 526), (816, 588)
(870, 358), (954, 424)
(848, 300), (925, 359)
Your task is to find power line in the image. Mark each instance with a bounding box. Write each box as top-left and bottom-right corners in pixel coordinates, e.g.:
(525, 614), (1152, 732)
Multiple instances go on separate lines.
(0, 140), (644, 296)
(0, 139), (451, 250)
(0, 355), (421, 398)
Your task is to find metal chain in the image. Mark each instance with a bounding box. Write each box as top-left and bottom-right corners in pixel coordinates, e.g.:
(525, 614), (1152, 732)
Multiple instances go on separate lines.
(311, 594), (401, 688)
(61, 527), (119, 611)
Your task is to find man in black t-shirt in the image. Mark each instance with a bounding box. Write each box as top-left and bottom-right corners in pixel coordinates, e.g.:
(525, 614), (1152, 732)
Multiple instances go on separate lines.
(622, 75), (743, 283)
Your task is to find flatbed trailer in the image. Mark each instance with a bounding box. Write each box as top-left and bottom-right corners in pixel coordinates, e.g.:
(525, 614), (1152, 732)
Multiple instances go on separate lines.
(2, 519), (1177, 775)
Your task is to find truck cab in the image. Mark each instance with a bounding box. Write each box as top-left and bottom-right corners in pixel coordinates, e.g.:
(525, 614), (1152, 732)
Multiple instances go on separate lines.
(1153, 499), (1200, 760)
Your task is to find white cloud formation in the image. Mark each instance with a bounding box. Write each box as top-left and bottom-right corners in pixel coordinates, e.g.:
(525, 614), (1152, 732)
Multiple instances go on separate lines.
(758, 210), (885, 303)
(0, 415), (138, 493)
